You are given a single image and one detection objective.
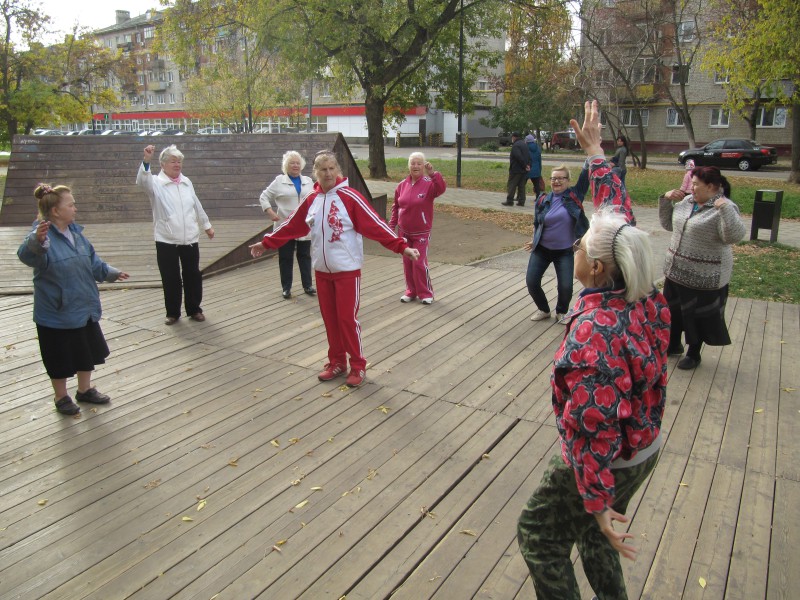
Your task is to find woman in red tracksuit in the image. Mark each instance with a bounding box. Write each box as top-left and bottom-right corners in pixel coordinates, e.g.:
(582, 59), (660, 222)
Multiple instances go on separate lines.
(388, 152), (446, 304)
(250, 152), (419, 387)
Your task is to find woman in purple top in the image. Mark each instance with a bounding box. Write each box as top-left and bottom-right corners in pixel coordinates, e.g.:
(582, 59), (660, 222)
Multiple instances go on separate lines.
(525, 164), (590, 322)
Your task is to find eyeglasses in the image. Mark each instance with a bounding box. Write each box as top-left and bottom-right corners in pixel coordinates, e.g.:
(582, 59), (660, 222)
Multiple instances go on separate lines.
(550, 177), (568, 182)
(572, 239), (584, 254)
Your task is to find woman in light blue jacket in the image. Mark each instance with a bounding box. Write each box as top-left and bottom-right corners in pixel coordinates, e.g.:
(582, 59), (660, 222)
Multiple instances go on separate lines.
(17, 184), (129, 415)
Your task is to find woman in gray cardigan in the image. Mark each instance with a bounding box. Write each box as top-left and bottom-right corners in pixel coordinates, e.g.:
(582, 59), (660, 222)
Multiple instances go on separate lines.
(659, 166), (746, 369)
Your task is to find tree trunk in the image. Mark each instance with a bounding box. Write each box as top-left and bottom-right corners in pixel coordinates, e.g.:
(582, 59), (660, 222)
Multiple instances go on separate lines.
(789, 98), (800, 183)
(364, 92), (388, 179)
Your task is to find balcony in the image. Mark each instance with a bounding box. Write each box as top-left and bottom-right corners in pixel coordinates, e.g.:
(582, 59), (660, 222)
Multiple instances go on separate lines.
(150, 59), (165, 70)
(149, 81), (169, 91)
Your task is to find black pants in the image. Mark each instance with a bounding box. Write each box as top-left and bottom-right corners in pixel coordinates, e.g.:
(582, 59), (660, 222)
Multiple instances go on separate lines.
(155, 241), (202, 318)
(278, 239), (313, 292)
(507, 172), (527, 205)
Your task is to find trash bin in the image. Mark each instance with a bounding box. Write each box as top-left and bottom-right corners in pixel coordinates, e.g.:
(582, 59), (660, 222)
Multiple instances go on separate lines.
(750, 189), (783, 243)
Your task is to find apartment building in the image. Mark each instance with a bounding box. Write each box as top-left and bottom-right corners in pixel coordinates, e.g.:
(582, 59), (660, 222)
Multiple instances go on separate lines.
(579, 0), (792, 155)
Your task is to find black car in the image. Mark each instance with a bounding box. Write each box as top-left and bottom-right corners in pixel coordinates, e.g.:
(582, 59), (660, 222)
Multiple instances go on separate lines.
(678, 138), (778, 171)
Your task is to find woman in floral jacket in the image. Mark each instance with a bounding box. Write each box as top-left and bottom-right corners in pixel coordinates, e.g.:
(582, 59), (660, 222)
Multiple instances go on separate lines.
(517, 100), (671, 600)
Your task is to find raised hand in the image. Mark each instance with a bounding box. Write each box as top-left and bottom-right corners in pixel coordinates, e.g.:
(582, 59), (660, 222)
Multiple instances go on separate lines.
(570, 100), (604, 158)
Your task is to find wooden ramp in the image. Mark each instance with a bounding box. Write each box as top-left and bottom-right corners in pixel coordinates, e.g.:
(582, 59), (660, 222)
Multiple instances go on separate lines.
(0, 255), (798, 599)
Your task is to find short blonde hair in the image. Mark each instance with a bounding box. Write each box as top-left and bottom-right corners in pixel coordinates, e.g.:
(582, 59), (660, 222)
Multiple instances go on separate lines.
(312, 151), (341, 180)
(408, 152), (426, 169)
(281, 150), (306, 175)
(159, 144), (184, 165)
(551, 164), (571, 180)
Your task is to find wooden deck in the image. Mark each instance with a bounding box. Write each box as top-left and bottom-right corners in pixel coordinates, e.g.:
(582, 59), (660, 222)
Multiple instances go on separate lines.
(1, 249), (799, 599)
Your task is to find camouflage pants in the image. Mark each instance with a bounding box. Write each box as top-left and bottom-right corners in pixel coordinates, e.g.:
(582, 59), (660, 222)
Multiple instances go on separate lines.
(517, 452), (659, 600)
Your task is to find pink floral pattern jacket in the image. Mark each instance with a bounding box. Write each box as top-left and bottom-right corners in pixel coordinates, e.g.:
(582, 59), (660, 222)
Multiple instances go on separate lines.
(552, 287), (670, 513)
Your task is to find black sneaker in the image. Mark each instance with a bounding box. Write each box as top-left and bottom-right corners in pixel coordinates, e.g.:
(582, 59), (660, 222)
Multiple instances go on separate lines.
(304, 286), (316, 295)
(677, 355), (701, 370)
(55, 395), (80, 415)
(76, 387), (111, 404)
(282, 289), (292, 299)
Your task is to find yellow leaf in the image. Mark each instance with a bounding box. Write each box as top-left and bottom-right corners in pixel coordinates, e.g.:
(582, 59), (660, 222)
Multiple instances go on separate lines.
(197, 500), (206, 511)
(699, 577), (707, 588)
(754, 408), (764, 413)
(253, 388), (263, 392)
(37, 499), (48, 506)
(291, 479), (302, 486)
(294, 499), (309, 509)
(228, 458), (239, 467)
(182, 516), (194, 522)
(376, 405), (391, 414)
(459, 529), (478, 537)
(679, 482), (688, 487)
(328, 437), (335, 442)
(275, 539), (287, 546)
(310, 486), (323, 492)
(271, 439), (280, 447)
(482, 454), (491, 460)
(289, 438), (300, 444)
(782, 387), (796, 392)
(292, 396), (303, 401)
(321, 392), (333, 398)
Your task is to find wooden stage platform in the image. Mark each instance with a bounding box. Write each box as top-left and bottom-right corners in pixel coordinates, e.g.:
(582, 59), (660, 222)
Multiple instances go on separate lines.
(1, 240), (799, 598)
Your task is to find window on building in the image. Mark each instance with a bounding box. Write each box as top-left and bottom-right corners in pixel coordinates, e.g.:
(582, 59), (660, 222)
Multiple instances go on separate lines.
(131, 96), (139, 105)
(147, 95), (154, 106)
(144, 26), (154, 39)
(714, 72), (730, 84)
(671, 65), (689, 85)
(146, 53), (150, 62)
(168, 71), (174, 82)
(632, 58), (657, 84)
(181, 93), (187, 104)
(477, 80), (489, 91)
(169, 93), (176, 104)
(136, 33), (141, 43)
(620, 108), (649, 127)
(148, 72), (154, 82)
(159, 72), (166, 82)
(710, 108), (730, 127)
(677, 21), (696, 42)
(666, 108), (685, 127)
(757, 106), (787, 128)
(157, 94), (165, 105)
(138, 74), (145, 85)
(321, 83), (331, 97)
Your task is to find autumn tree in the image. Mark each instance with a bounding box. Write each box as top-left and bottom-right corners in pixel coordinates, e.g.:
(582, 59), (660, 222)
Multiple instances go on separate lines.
(0, 1), (133, 140)
(248, 0), (511, 178)
(703, 0), (799, 181)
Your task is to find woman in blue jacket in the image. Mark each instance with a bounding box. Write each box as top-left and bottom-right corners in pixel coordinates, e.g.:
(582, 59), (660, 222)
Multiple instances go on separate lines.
(526, 134), (544, 197)
(525, 164), (589, 322)
(18, 184), (129, 415)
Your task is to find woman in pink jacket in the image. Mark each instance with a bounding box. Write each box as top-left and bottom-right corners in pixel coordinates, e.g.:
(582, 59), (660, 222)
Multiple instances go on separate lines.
(250, 152), (419, 388)
(389, 152), (446, 305)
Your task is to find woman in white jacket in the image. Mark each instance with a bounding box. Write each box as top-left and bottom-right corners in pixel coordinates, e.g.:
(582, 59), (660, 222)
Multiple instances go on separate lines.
(137, 145), (214, 325)
(259, 150), (315, 299)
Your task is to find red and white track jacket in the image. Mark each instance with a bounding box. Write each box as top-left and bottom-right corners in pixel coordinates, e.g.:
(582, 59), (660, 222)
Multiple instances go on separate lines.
(260, 177), (409, 273)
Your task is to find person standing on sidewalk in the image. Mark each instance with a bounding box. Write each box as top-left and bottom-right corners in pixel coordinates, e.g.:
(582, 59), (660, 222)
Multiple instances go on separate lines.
(526, 134), (544, 198)
(504, 132), (531, 206)
(389, 152), (446, 305)
(250, 151), (419, 388)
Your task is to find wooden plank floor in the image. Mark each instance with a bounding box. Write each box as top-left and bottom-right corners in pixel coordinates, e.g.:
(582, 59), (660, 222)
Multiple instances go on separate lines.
(1, 251), (798, 599)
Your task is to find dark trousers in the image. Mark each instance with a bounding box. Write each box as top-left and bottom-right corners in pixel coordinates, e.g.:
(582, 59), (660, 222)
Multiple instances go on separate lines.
(518, 452), (660, 600)
(155, 241), (202, 318)
(507, 172), (528, 205)
(278, 239), (313, 292)
(529, 176), (544, 196)
(526, 246), (575, 315)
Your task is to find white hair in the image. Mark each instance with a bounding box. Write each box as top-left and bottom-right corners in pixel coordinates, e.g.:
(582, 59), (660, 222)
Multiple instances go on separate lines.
(281, 150), (306, 175)
(312, 151), (341, 180)
(159, 144), (184, 164)
(584, 208), (655, 303)
(408, 151), (426, 168)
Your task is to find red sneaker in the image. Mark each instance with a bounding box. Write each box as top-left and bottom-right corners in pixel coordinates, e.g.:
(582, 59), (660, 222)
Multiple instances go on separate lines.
(345, 369), (366, 387)
(318, 363), (346, 382)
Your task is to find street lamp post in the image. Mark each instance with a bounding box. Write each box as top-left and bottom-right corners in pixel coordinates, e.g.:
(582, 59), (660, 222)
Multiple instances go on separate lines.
(456, 0), (464, 188)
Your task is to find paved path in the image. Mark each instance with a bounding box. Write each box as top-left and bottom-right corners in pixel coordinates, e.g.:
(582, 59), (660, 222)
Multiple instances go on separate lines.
(366, 179), (800, 272)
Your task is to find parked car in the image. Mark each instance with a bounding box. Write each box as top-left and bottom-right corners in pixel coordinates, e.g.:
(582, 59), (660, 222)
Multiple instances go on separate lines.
(33, 129), (63, 135)
(497, 132), (512, 146)
(550, 131), (579, 150)
(197, 126), (231, 135)
(678, 138), (778, 171)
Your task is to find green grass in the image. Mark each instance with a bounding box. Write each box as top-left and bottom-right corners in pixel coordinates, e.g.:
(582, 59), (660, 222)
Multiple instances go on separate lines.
(731, 242), (800, 304)
(359, 158), (800, 218)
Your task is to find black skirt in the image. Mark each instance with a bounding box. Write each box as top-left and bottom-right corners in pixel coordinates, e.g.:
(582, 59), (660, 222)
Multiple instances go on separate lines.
(37, 320), (110, 379)
(664, 279), (731, 346)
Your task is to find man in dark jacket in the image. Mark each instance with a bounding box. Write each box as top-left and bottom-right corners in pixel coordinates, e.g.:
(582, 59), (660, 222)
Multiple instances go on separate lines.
(504, 132), (532, 206)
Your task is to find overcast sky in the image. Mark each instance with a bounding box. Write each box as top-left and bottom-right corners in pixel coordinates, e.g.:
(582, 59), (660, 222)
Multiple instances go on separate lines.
(36, 1), (159, 41)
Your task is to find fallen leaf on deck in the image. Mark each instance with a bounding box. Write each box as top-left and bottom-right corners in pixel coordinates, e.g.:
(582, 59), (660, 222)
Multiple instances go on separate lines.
(292, 396), (303, 401)
(321, 392), (333, 398)
(366, 468), (378, 480)
(197, 500), (206, 511)
(294, 499), (309, 510)
(310, 486), (323, 492)
(272, 545), (282, 553)
(782, 387), (796, 392)
(482, 454), (491, 460)
(459, 529), (478, 537)
(679, 482), (688, 487)
(289, 438), (300, 444)
(228, 458), (239, 467)
(182, 516), (194, 522)
(376, 405), (391, 414)
(699, 577), (707, 588)
(754, 408), (764, 413)
(37, 499), (48, 506)
(271, 439), (280, 447)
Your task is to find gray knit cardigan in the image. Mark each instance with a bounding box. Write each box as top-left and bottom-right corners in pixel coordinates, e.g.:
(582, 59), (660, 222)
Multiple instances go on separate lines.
(658, 194), (746, 289)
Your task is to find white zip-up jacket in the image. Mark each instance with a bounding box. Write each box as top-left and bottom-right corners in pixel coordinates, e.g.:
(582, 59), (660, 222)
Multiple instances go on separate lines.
(259, 173), (313, 242)
(136, 163), (212, 245)
(260, 177), (408, 273)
